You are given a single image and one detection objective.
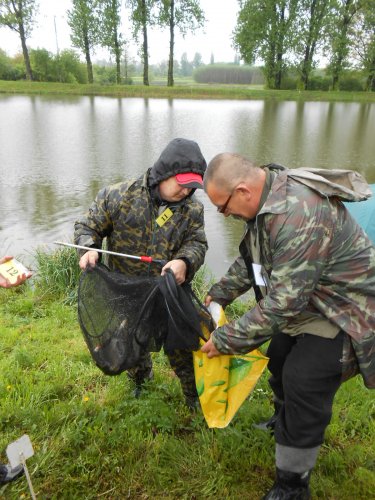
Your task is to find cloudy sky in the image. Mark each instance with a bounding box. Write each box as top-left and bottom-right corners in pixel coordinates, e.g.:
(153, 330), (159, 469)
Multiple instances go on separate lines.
(0, 0), (240, 64)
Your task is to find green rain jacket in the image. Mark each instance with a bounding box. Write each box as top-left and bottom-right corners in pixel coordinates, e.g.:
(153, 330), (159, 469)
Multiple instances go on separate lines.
(74, 139), (208, 281)
(208, 166), (375, 388)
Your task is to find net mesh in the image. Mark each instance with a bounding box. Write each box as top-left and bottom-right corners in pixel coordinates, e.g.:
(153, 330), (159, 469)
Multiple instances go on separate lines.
(78, 264), (212, 375)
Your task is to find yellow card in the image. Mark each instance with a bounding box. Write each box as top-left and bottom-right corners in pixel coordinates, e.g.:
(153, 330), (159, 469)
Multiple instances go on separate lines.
(0, 258), (30, 285)
(156, 207), (173, 227)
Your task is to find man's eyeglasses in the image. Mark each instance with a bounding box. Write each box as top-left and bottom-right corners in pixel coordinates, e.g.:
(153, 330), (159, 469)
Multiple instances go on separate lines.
(217, 191), (233, 214)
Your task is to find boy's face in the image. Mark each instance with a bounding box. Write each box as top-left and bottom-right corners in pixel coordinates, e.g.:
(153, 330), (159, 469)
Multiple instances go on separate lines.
(159, 176), (192, 202)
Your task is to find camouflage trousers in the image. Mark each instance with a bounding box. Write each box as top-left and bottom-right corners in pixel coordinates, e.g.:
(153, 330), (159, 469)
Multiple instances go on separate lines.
(127, 348), (197, 400)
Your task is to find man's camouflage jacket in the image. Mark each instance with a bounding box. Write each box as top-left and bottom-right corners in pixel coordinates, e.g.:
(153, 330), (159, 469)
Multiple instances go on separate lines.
(74, 172), (207, 281)
(208, 166), (375, 388)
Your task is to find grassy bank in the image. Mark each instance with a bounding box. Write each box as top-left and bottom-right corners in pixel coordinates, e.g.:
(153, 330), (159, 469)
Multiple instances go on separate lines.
(0, 250), (374, 499)
(0, 80), (375, 102)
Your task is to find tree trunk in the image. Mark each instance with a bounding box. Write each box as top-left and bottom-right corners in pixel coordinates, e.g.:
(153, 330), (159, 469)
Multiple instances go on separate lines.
(141, 0), (149, 86)
(114, 36), (121, 84)
(112, 0), (121, 84)
(18, 20), (33, 80)
(300, 45), (310, 90)
(365, 55), (375, 91)
(275, 51), (283, 89)
(274, 5), (285, 89)
(167, 0), (175, 87)
(331, 0), (354, 91)
(84, 33), (93, 83)
(300, 0), (317, 90)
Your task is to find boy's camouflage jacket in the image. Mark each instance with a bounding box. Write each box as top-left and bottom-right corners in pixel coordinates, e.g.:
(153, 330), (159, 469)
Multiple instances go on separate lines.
(208, 166), (375, 388)
(74, 172), (207, 281)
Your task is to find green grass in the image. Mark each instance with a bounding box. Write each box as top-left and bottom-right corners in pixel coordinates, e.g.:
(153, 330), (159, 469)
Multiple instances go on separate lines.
(0, 79), (374, 102)
(0, 250), (374, 499)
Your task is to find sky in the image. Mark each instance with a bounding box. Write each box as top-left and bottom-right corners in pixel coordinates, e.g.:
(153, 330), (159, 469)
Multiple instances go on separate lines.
(0, 0), (240, 65)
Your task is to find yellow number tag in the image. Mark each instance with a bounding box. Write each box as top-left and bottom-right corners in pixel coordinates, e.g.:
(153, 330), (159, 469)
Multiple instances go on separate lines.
(156, 207), (173, 227)
(0, 258), (29, 285)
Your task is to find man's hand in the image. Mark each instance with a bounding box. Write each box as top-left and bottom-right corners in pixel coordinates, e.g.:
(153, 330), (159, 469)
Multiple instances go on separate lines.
(79, 250), (99, 270)
(161, 259), (187, 285)
(201, 336), (221, 358)
(204, 294), (213, 307)
(0, 256), (32, 288)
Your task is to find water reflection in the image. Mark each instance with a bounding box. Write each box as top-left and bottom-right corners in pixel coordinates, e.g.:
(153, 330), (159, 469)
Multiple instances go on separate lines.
(0, 95), (374, 277)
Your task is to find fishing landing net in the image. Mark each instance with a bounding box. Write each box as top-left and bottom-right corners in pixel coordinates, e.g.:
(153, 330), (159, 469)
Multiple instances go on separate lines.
(78, 264), (213, 376)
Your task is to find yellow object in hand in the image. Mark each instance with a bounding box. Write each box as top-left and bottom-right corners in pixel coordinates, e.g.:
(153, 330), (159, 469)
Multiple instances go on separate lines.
(194, 302), (268, 428)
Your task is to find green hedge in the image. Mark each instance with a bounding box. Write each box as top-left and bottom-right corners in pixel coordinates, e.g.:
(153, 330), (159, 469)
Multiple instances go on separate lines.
(193, 64), (264, 85)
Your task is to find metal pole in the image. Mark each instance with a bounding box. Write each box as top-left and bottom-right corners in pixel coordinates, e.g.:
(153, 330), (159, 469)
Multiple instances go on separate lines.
(54, 16), (59, 56)
(54, 241), (165, 265)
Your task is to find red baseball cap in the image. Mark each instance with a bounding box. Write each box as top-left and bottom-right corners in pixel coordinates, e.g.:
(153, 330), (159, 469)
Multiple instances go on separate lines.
(175, 172), (203, 189)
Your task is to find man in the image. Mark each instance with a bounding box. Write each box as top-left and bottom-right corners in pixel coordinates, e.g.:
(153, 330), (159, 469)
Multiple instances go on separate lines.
(201, 153), (375, 499)
(0, 255), (32, 485)
(74, 138), (208, 409)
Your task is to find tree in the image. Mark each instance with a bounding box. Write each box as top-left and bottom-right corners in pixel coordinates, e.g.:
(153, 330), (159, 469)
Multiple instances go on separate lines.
(328, 0), (363, 90)
(98, 0), (124, 84)
(192, 51), (202, 68)
(159, 0), (205, 86)
(0, 0), (38, 80)
(180, 51), (193, 76)
(295, 0), (333, 89)
(349, 0), (375, 91)
(0, 47), (23, 79)
(29, 48), (54, 81)
(127, 0), (158, 86)
(233, 0), (299, 89)
(67, 0), (100, 84)
(57, 49), (87, 83)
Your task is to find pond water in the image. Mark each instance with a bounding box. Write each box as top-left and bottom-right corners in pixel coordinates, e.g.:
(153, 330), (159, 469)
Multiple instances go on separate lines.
(1, 95), (374, 278)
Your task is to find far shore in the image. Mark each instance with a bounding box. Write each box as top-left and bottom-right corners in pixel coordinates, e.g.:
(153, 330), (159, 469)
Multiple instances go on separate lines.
(0, 80), (374, 103)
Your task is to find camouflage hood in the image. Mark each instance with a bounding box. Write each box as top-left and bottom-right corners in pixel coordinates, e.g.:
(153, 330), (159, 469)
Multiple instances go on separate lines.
(264, 164), (372, 202)
(148, 138), (207, 187)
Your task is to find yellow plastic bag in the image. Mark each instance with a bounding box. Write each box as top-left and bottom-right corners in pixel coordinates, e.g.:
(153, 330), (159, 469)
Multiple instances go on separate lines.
(194, 303), (268, 428)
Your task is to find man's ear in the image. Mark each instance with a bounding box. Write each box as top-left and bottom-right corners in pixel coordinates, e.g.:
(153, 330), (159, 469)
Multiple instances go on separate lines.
(235, 183), (252, 198)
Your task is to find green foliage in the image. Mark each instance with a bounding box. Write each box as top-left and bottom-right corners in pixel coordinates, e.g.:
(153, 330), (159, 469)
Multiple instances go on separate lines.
(93, 64), (117, 84)
(67, 0), (100, 52)
(328, 0), (363, 90)
(33, 247), (81, 305)
(193, 64), (264, 85)
(0, 48), (22, 80)
(234, 0), (374, 91)
(191, 265), (214, 302)
(67, 0), (100, 83)
(348, 0), (375, 91)
(339, 74), (365, 91)
(126, 0), (159, 41)
(307, 75), (331, 91)
(0, 0), (38, 79)
(56, 49), (88, 84)
(30, 48), (56, 82)
(0, 0), (38, 38)
(234, 0), (299, 89)
(280, 75), (298, 90)
(97, 0), (124, 84)
(158, 0), (205, 86)
(0, 48), (88, 83)
(0, 283), (374, 498)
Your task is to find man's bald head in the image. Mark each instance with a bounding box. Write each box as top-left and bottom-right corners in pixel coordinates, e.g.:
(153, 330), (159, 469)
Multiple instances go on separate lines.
(203, 153), (262, 193)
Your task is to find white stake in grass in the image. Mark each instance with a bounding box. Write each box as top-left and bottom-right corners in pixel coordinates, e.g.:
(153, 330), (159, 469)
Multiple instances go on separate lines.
(6, 434), (36, 500)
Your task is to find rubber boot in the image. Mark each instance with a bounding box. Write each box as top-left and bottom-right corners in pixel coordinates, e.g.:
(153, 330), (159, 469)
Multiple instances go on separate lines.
(129, 369), (154, 398)
(262, 467), (312, 500)
(253, 398), (283, 432)
(185, 393), (200, 411)
(0, 463), (24, 485)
